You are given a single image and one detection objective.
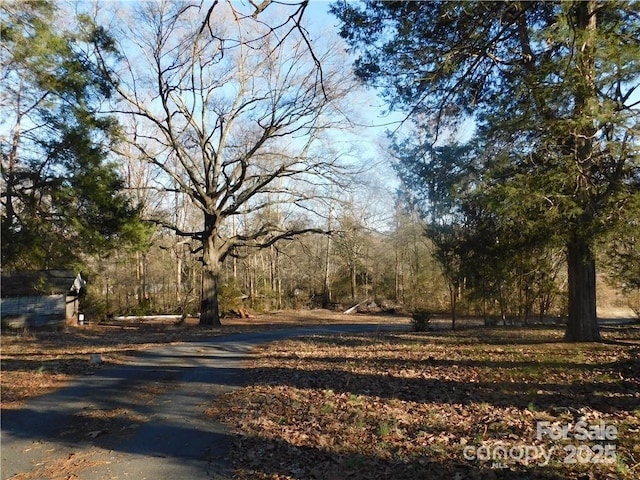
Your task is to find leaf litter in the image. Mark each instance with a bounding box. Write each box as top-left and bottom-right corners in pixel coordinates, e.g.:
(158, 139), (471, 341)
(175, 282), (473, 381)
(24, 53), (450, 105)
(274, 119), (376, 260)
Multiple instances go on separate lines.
(2, 315), (637, 479)
(210, 325), (640, 479)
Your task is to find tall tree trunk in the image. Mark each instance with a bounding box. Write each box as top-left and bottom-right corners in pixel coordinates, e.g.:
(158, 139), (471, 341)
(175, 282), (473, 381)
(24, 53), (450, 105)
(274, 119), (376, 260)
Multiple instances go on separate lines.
(322, 220), (333, 308)
(200, 221), (223, 326)
(563, 1), (600, 343)
(565, 235), (600, 341)
(350, 261), (357, 301)
(136, 251), (147, 308)
(449, 283), (457, 331)
(273, 247), (282, 309)
(394, 245), (401, 303)
(105, 273), (111, 315)
(176, 253), (183, 304)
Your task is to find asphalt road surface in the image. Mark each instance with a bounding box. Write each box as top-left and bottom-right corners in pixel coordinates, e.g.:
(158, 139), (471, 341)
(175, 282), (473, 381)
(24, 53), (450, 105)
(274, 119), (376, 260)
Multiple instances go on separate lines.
(1, 323), (407, 480)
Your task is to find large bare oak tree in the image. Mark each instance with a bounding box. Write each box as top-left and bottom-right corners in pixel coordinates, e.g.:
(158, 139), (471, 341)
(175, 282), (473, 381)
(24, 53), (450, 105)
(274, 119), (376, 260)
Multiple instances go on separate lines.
(90, 0), (355, 325)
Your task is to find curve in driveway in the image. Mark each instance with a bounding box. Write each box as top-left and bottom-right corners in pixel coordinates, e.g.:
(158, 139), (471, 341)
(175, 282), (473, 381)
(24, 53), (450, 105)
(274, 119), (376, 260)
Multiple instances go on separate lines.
(1, 323), (407, 480)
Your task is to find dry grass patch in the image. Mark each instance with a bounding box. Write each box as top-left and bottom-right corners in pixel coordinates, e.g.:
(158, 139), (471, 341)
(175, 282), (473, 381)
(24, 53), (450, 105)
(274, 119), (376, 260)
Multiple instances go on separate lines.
(212, 325), (640, 479)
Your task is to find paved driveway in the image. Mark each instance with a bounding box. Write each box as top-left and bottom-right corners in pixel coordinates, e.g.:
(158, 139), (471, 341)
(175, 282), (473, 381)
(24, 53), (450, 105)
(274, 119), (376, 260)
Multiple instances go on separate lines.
(1, 323), (407, 480)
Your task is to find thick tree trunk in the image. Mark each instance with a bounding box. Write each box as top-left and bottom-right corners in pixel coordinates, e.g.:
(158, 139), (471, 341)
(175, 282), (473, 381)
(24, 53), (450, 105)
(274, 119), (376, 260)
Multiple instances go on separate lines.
(563, 1), (600, 343)
(200, 261), (222, 326)
(200, 222), (223, 327)
(565, 235), (600, 342)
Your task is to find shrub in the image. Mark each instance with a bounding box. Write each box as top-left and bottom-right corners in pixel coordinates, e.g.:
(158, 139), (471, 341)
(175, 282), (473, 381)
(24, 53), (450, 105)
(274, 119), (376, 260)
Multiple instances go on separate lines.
(411, 309), (433, 331)
(218, 281), (244, 315)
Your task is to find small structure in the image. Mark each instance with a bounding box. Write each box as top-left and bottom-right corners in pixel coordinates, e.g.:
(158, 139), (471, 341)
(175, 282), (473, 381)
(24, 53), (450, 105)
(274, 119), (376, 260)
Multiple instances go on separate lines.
(1, 270), (86, 328)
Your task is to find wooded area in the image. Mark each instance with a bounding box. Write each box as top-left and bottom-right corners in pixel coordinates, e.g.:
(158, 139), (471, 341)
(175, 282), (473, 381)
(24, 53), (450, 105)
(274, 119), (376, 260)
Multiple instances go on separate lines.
(1, 1), (639, 340)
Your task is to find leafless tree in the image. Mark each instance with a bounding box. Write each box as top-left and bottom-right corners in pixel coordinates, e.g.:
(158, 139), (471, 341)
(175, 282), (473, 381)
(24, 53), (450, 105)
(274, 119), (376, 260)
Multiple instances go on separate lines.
(90, 0), (355, 324)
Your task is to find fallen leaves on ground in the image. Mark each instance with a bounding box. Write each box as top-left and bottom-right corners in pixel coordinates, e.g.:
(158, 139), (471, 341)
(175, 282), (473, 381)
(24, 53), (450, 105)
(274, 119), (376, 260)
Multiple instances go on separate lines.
(211, 325), (640, 479)
(5, 450), (109, 480)
(0, 311), (407, 409)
